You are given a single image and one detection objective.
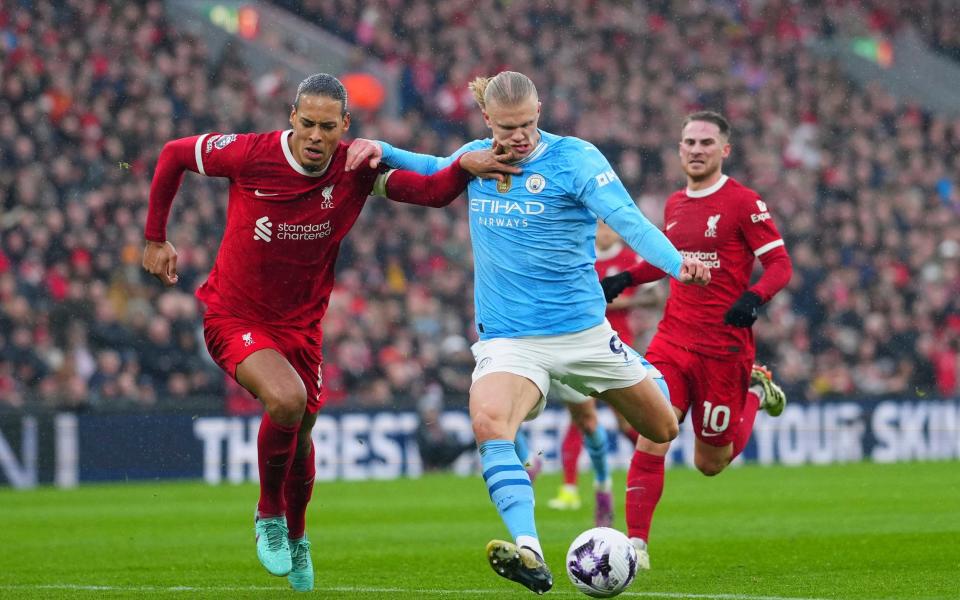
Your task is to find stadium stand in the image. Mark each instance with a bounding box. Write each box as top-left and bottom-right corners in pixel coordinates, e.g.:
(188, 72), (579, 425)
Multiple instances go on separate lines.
(1, 0), (957, 413)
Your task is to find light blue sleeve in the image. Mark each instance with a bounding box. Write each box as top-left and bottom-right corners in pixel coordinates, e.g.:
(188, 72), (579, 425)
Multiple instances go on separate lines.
(378, 140), (482, 175)
(572, 142), (683, 279)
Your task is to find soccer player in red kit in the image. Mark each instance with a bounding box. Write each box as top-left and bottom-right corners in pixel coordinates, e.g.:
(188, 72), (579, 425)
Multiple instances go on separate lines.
(601, 111), (793, 569)
(141, 73), (519, 591)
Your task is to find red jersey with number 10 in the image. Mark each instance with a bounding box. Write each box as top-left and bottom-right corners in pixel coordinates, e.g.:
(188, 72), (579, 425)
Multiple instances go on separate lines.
(654, 175), (784, 358)
(192, 131), (380, 329)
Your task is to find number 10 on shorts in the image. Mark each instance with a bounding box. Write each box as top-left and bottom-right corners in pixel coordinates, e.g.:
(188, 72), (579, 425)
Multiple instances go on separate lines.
(702, 400), (731, 434)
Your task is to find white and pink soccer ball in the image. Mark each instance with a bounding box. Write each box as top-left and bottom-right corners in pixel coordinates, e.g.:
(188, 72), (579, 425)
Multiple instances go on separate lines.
(566, 527), (638, 598)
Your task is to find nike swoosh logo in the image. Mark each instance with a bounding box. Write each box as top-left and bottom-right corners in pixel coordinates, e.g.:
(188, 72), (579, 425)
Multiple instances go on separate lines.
(254, 190), (279, 197)
(700, 430), (722, 437)
(666, 221), (678, 231)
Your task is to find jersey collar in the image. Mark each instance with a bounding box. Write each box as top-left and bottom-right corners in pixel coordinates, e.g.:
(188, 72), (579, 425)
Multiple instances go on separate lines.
(686, 174), (728, 198)
(281, 129), (332, 177)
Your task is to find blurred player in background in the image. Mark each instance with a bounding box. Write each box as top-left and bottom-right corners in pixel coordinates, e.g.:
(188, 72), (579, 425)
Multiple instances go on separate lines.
(346, 71), (710, 594)
(601, 111), (793, 570)
(546, 221), (665, 526)
(141, 73), (518, 592)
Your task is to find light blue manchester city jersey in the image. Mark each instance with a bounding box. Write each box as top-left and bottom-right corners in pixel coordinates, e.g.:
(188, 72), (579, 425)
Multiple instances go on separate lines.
(379, 130), (682, 340)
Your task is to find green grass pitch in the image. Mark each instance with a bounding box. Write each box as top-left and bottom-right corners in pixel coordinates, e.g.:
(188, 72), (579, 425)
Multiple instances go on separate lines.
(2, 461), (958, 599)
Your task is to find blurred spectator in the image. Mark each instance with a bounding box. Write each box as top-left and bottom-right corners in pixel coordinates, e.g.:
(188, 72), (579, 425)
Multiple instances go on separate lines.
(414, 383), (474, 471)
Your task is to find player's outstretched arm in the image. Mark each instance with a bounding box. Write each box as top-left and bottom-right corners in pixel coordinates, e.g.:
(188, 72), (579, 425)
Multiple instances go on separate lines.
(378, 150), (517, 207)
(346, 138), (470, 175)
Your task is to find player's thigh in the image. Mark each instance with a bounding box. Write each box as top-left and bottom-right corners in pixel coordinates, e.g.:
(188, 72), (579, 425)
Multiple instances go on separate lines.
(236, 348), (307, 411)
(470, 371), (544, 441)
(203, 314), (305, 408)
(470, 336), (551, 423)
(285, 329), (325, 414)
(600, 376), (678, 444)
(688, 356), (752, 447)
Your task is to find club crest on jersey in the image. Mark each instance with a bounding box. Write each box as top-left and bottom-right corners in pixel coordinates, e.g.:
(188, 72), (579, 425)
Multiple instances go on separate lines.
(705, 214), (721, 237)
(320, 185), (335, 209)
(497, 174), (512, 193)
(242, 332), (255, 347)
(525, 173), (546, 194)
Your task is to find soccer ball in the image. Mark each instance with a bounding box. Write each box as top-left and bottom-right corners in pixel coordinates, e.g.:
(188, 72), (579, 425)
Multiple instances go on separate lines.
(566, 527), (638, 598)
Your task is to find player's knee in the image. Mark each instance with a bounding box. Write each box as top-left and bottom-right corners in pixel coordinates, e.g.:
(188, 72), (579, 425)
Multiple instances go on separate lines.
(471, 410), (508, 443)
(694, 456), (727, 477)
(647, 419), (679, 444)
(260, 380), (307, 425)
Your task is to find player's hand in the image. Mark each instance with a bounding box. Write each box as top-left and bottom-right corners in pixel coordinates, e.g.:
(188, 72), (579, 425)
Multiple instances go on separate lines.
(142, 240), (179, 286)
(345, 138), (382, 171)
(724, 291), (762, 327)
(678, 257), (711, 285)
(459, 149), (522, 182)
(600, 272), (633, 303)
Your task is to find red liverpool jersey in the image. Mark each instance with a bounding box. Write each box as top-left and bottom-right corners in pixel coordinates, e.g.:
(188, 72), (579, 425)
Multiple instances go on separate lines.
(595, 242), (641, 347)
(655, 175), (784, 358)
(192, 131), (380, 329)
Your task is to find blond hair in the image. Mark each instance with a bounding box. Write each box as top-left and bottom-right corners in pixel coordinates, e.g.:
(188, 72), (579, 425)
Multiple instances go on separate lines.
(469, 71), (538, 110)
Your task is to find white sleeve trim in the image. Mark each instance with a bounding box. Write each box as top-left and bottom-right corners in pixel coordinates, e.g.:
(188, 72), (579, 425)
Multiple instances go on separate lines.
(195, 134), (209, 175)
(754, 239), (785, 257)
(372, 169), (397, 198)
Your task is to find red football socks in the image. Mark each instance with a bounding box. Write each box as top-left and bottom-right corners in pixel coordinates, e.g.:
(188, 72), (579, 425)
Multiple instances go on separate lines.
(256, 413), (299, 517)
(625, 450), (665, 542)
(284, 441), (316, 540)
(560, 424), (584, 485)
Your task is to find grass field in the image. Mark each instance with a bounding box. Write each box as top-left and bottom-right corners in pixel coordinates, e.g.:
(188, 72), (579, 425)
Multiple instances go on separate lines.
(2, 461), (959, 599)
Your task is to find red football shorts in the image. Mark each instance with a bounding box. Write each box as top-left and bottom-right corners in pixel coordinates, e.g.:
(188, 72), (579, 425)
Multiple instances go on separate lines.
(203, 312), (326, 414)
(645, 336), (752, 447)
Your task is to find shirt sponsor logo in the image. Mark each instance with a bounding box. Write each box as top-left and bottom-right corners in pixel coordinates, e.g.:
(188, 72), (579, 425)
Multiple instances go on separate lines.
(253, 216), (332, 242)
(705, 214), (721, 237)
(751, 211), (772, 223)
(253, 216), (272, 242)
(681, 249), (720, 269)
(525, 174), (546, 194)
(470, 197), (545, 229)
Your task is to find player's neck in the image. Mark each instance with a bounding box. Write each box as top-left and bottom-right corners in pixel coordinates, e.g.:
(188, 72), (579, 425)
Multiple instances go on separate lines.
(686, 171), (726, 195)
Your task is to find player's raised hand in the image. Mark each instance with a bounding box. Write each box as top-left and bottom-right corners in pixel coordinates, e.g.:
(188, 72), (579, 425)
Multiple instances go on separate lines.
(142, 240), (179, 286)
(459, 149), (522, 182)
(345, 138), (382, 171)
(678, 256), (711, 285)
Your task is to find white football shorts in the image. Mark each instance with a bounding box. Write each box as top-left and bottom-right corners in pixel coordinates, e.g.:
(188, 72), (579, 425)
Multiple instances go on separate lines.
(470, 320), (650, 421)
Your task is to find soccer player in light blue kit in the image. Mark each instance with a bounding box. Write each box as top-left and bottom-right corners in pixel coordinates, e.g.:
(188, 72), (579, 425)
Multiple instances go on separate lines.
(346, 71), (710, 594)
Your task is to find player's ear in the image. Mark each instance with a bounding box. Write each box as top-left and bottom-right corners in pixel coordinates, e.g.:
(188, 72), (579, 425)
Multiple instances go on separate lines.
(721, 142), (731, 159)
(482, 110), (492, 128)
(289, 105), (296, 128)
(342, 111), (351, 132)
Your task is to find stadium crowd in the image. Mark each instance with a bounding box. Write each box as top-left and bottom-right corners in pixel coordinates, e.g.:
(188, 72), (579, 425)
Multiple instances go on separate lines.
(1, 0), (958, 413)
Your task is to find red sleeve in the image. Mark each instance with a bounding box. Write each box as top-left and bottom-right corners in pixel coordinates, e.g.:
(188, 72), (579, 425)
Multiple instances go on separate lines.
(749, 245), (792, 303)
(626, 260), (668, 286)
(384, 156), (470, 207)
(144, 136), (202, 243)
